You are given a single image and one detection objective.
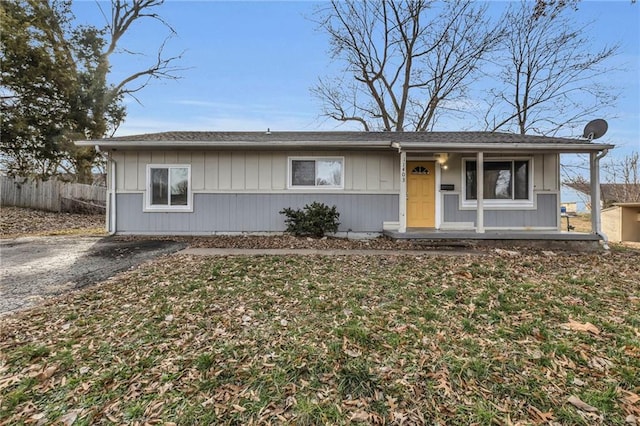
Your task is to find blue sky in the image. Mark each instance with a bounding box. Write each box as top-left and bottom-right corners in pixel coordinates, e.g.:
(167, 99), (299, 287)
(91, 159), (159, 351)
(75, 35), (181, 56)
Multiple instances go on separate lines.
(72, 1), (639, 159)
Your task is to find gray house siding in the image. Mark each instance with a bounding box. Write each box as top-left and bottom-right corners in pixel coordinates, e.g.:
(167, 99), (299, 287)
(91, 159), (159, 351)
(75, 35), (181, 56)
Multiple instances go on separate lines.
(108, 148), (564, 234)
(442, 193), (558, 228)
(112, 150), (400, 193)
(116, 193), (399, 234)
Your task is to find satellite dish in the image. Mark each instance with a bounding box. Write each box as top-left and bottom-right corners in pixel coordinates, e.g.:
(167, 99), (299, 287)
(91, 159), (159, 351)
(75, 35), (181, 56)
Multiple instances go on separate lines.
(583, 119), (608, 140)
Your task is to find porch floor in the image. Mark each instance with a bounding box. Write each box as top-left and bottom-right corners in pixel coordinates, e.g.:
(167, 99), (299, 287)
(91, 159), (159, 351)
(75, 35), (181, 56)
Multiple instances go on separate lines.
(384, 229), (600, 241)
(383, 229), (602, 251)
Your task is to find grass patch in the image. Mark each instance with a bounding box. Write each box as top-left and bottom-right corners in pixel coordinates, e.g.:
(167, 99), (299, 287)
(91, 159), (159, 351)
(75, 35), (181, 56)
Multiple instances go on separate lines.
(337, 360), (379, 398)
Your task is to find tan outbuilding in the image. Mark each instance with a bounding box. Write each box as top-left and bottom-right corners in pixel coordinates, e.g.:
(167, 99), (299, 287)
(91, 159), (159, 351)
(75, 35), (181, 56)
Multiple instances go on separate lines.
(601, 203), (640, 242)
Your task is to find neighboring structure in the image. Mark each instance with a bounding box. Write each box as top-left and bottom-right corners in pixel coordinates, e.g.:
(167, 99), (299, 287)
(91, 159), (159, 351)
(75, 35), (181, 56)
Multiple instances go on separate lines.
(561, 184), (589, 213)
(77, 131), (613, 241)
(601, 203), (640, 242)
(564, 182), (640, 209)
(560, 201), (577, 214)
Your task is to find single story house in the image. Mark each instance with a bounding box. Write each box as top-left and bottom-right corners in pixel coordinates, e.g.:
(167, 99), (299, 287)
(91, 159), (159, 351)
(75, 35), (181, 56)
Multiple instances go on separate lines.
(601, 203), (640, 242)
(78, 131), (613, 243)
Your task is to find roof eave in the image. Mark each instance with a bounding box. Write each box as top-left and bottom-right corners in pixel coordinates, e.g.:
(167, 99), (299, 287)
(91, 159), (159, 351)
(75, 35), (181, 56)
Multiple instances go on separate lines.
(76, 139), (614, 153)
(75, 140), (393, 150)
(398, 142), (614, 153)
(612, 202), (640, 207)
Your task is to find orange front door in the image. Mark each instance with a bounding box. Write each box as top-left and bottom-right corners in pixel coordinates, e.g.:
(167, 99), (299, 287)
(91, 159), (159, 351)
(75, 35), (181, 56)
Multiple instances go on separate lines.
(407, 161), (436, 228)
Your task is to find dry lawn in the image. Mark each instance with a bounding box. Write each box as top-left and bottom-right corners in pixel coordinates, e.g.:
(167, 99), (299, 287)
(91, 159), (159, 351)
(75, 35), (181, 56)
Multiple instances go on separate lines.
(0, 207), (105, 237)
(566, 214), (592, 234)
(1, 247), (639, 425)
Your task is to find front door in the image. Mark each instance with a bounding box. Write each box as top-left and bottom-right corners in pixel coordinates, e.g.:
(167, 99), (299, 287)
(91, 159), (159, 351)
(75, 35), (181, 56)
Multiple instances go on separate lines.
(407, 161), (436, 228)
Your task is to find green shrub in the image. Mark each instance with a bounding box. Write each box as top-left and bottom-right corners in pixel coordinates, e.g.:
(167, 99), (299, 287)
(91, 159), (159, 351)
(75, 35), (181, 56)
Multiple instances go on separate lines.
(280, 202), (340, 237)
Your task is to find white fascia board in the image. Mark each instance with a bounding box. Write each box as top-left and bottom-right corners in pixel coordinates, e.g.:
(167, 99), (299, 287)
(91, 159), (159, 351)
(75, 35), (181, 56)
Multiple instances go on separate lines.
(397, 142), (614, 152)
(74, 140), (393, 150)
(75, 139), (614, 153)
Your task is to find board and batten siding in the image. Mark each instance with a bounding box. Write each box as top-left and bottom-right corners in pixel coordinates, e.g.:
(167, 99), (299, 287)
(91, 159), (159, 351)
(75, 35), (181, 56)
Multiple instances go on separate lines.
(111, 149), (562, 234)
(110, 150), (400, 234)
(439, 153), (559, 192)
(112, 151), (400, 193)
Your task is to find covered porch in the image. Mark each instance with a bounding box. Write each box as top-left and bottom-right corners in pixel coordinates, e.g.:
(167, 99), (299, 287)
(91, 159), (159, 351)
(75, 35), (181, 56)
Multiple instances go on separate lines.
(386, 133), (613, 248)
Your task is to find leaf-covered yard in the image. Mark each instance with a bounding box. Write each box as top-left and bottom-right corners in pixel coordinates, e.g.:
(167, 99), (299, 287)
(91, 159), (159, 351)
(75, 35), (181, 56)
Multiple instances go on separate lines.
(0, 207), (104, 238)
(1, 249), (639, 425)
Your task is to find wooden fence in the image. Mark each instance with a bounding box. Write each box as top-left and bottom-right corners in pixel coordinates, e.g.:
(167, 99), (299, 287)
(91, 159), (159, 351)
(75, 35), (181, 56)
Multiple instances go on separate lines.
(0, 176), (106, 213)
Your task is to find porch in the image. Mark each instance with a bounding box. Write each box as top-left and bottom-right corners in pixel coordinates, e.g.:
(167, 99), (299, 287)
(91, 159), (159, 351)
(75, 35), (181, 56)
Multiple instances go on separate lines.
(383, 228), (602, 250)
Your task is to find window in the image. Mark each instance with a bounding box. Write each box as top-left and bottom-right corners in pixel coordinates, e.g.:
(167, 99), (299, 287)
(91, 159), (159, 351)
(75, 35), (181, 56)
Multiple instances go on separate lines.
(464, 159), (530, 202)
(411, 165), (430, 175)
(146, 165), (191, 210)
(289, 157), (344, 188)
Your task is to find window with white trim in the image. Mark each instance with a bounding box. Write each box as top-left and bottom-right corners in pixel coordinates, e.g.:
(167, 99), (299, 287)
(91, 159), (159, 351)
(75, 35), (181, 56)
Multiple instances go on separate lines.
(463, 159), (531, 204)
(146, 165), (191, 209)
(289, 157), (344, 189)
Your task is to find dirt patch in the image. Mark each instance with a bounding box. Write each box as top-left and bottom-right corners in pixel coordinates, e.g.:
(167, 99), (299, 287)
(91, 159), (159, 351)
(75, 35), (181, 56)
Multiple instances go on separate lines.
(0, 236), (186, 315)
(87, 239), (176, 259)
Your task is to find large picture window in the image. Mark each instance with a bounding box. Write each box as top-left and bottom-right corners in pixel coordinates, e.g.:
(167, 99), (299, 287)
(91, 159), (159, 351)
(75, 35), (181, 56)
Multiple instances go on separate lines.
(464, 159), (531, 203)
(289, 157), (344, 188)
(146, 165), (191, 210)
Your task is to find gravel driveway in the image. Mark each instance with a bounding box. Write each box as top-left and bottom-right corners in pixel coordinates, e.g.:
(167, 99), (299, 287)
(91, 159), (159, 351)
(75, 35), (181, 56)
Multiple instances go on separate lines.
(0, 236), (186, 315)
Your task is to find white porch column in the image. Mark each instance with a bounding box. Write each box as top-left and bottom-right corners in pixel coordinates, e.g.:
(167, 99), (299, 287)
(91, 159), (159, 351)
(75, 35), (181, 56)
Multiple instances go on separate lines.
(399, 151), (407, 233)
(109, 155), (117, 235)
(590, 151), (603, 236)
(476, 151), (485, 233)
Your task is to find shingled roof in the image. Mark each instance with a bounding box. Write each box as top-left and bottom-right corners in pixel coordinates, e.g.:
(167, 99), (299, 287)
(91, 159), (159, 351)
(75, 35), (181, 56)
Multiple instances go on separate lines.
(96, 130), (591, 144)
(565, 182), (640, 205)
(77, 131), (613, 152)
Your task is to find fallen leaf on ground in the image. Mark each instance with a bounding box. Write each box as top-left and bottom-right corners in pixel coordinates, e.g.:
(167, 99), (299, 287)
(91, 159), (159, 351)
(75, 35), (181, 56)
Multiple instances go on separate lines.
(568, 395), (598, 412)
(37, 365), (57, 381)
(232, 404), (246, 413)
(528, 405), (554, 422)
(350, 410), (371, 422)
(58, 409), (82, 425)
(589, 356), (613, 370)
(561, 319), (600, 335)
(622, 390), (640, 405)
(344, 348), (362, 358)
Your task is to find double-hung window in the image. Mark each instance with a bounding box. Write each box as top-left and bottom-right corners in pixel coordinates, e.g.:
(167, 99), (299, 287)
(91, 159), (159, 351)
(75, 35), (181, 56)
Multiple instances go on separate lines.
(463, 159), (532, 206)
(146, 164), (191, 210)
(289, 157), (344, 189)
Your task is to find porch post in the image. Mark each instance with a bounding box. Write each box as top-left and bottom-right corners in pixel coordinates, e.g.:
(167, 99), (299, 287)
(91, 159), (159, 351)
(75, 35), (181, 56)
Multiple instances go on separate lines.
(399, 150), (407, 233)
(109, 154), (117, 235)
(476, 151), (485, 233)
(590, 151), (602, 235)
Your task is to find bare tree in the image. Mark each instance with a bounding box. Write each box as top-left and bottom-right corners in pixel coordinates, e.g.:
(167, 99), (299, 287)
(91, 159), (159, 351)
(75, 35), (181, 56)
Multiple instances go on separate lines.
(1, 0), (184, 183)
(532, 0), (579, 19)
(601, 151), (640, 205)
(563, 151), (640, 210)
(312, 0), (503, 132)
(66, 0), (186, 183)
(62, 0), (181, 142)
(96, 0), (184, 126)
(483, 0), (619, 136)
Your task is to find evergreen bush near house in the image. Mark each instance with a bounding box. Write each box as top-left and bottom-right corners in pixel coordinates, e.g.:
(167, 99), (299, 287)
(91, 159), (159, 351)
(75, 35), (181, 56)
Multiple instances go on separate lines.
(280, 202), (340, 237)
